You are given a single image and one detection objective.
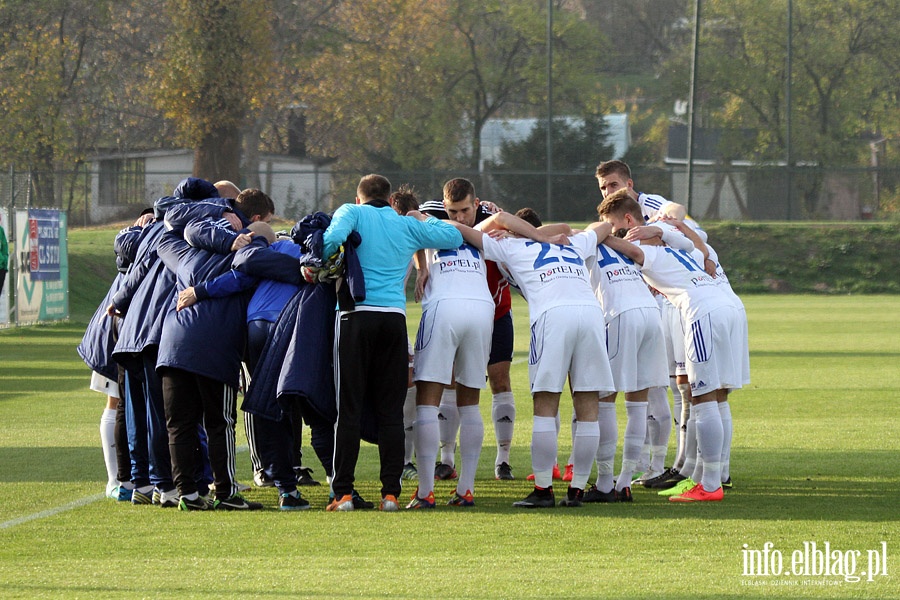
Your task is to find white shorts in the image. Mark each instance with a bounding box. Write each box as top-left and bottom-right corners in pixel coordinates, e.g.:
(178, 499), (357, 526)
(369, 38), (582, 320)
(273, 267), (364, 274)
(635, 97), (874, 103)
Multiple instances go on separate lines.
(684, 305), (746, 396)
(90, 371), (120, 399)
(736, 306), (751, 385)
(606, 307), (668, 393)
(529, 304), (615, 394)
(413, 299), (494, 389)
(660, 296), (686, 377)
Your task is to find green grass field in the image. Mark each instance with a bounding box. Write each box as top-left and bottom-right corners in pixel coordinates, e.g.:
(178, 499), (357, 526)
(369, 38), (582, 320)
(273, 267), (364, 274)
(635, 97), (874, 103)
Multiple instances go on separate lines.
(0, 294), (897, 599)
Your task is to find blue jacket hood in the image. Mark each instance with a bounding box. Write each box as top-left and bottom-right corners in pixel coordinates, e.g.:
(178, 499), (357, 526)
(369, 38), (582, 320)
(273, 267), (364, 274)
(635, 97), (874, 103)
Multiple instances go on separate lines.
(173, 177), (219, 200)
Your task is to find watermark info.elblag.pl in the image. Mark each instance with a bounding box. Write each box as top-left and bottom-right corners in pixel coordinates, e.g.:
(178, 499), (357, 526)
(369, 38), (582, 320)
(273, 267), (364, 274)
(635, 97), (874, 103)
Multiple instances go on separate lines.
(741, 541), (889, 586)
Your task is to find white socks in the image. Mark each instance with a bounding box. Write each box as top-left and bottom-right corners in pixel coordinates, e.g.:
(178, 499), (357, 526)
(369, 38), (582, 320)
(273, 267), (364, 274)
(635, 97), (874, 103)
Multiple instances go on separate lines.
(414, 405), (439, 497)
(594, 403), (617, 493)
(530, 416), (558, 489)
(679, 410), (697, 477)
(571, 421), (599, 491)
(100, 408), (118, 491)
(491, 391), (515, 465)
(457, 405), (484, 495)
(403, 386), (416, 464)
(617, 401), (647, 491)
(718, 400), (733, 482)
(437, 389), (458, 467)
(647, 386), (671, 473)
(693, 401), (724, 492)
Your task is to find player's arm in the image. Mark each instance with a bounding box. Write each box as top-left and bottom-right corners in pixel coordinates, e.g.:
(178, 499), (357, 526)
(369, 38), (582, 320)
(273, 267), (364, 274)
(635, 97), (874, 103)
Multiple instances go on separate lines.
(413, 249), (428, 302)
(479, 212), (569, 245)
(585, 221), (614, 240)
(626, 222), (695, 253)
(602, 234), (645, 266)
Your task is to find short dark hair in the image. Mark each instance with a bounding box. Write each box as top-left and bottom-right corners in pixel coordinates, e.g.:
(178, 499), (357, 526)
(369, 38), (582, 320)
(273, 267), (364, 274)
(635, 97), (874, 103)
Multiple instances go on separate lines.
(595, 159), (631, 180)
(514, 207), (543, 228)
(389, 184), (420, 215)
(442, 178), (475, 204)
(357, 174), (392, 202)
(235, 189), (275, 220)
(598, 188), (642, 221)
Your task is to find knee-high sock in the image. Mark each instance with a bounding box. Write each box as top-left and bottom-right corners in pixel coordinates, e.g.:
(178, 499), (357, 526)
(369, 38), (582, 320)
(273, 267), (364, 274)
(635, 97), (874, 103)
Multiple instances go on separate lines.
(491, 391), (515, 465)
(414, 405), (439, 497)
(437, 389), (458, 467)
(403, 387), (416, 464)
(617, 401), (648, 491)
(671, 377), (683, 464)
(457, 405), (484, 496)
(693, 401), (724, 491)
(638, 426), (652, 473)
(594, 403), (617, 493)
(679, 409), (697, 477)
(647, 386), (672, 472)
(571, 420), (599, 491)
(718, 400), (733, 482)
(100, 407), (118, 490)
(531, 416), (558, 489)
(566, 415), (577, 465)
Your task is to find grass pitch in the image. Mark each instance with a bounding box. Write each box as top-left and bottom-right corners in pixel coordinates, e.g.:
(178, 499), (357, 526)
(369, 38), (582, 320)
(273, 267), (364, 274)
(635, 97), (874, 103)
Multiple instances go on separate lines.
(0, 295), (897, 599)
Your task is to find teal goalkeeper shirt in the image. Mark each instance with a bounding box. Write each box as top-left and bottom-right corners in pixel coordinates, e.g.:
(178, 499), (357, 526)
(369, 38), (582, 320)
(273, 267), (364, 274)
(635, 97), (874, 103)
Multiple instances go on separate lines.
(322, 203), (462, 311)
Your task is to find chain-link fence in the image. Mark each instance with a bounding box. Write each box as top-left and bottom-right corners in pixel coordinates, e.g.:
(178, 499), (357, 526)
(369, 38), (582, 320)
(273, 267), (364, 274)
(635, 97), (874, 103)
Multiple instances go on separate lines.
(3, 164), (898, 226)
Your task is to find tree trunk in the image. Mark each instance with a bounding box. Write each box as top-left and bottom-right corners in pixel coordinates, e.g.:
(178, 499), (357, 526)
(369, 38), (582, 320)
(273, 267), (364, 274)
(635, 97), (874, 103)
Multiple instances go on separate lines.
(193, 125), (241, 185)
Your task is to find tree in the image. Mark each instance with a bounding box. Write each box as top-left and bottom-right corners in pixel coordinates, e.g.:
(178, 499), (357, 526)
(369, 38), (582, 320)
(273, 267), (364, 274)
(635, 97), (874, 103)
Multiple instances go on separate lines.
(298, 0), (461, 172)
(663, 0), (900, 166)
(489, 116), (614, 220)
(0, 1), (117, 205)
(438, 0), (608, 169)
(151, 0), (274, 183)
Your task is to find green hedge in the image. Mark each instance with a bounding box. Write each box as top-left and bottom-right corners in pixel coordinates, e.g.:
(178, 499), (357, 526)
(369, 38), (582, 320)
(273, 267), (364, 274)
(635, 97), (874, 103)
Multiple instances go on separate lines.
(705, 222), (900, 294)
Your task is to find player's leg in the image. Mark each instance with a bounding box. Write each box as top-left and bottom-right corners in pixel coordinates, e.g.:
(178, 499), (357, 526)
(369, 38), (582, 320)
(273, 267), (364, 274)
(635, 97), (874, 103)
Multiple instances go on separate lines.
(437, 387), (459, 475)
(488, 311), (516, 480)
(617, 390), (649, 499)
(454, 385), (483, 505)
(412, 380), (443, 505)
(91, 371), (120, 497)
(367, 313), (408, 504)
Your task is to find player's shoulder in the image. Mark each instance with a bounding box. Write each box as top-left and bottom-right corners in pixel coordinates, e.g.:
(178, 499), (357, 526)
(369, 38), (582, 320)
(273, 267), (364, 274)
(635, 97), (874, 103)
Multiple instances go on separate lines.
(637, 192), (671, 209)
(420, 199), (448, 219)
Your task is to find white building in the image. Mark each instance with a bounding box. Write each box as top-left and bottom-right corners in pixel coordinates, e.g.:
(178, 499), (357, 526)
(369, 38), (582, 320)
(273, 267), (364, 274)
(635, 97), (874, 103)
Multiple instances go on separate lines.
(87, 149), (333, 224)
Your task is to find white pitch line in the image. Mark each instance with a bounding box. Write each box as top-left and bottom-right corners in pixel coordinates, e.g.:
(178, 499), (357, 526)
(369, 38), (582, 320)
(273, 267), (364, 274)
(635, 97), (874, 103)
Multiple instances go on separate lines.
(0, 445), (250, 530)
(0, 493), (104, 530)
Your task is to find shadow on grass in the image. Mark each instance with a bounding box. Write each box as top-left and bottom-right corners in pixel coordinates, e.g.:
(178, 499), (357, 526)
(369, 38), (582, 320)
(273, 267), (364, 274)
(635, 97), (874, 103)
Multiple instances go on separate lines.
(0, 447), (102, 482)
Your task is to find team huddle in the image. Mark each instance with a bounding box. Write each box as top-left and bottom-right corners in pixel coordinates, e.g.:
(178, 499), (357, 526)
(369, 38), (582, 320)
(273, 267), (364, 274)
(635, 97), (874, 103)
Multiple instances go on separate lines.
(79, 160), (749, 512)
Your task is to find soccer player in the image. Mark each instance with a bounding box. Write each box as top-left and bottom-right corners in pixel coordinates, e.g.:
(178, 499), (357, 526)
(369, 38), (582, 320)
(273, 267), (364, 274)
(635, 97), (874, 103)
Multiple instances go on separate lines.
(405, 183), (496, 509)
(156, 194), (274, 511)
(580, 218), (675, 502)
(419, 180), (518, 481)
(597, 191), (746, 502)
(596, 159), (706, 489)
(451, 213), (615, 508)
(323, 174), (462, 513)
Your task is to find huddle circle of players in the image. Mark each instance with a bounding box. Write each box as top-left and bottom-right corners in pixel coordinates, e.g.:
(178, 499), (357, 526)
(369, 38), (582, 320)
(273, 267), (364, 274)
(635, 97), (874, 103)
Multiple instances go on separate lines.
(80, 160), (748, 511)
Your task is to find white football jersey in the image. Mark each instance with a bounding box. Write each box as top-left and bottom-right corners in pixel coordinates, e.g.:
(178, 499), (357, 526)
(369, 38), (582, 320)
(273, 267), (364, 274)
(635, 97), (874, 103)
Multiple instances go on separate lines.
(639, 192), (708, 242)
(420, 240), (491, 306)
(638, 244), (732, 321)
(705, 244), (744, 311)
(587, 241), (657, 323)
(481, 230), (600, 324)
